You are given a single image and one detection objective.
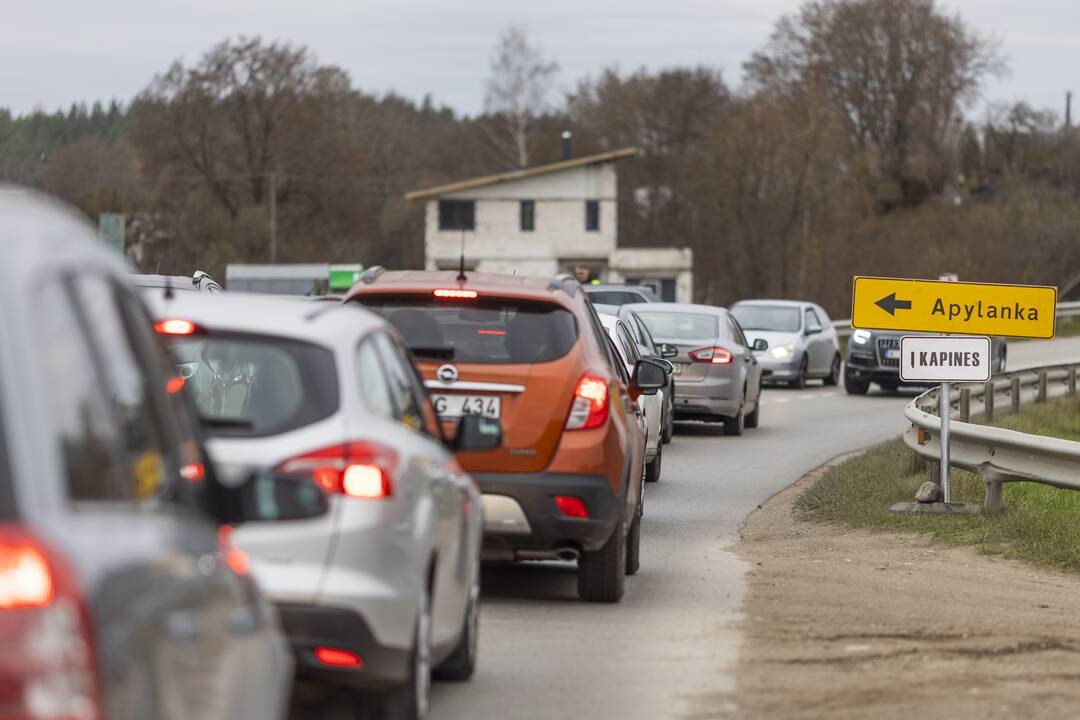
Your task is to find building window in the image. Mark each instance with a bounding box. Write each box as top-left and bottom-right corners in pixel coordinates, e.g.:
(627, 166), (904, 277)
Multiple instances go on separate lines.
(585, 200), (600, 232)
(520, 200), (535, 232)
(438, 200), (475, 231)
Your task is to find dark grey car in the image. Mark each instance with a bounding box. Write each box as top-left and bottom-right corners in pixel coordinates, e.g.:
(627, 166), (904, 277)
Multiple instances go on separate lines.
(0, 189), (292, 719)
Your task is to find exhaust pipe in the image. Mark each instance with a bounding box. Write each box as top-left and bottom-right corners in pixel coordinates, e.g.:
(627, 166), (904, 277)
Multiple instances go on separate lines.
(555, 547), (580, 562)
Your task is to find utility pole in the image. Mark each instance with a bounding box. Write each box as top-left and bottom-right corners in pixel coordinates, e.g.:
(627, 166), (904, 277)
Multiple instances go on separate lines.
(1066, 91), (1073, 130)
(269, 171), (278, 263)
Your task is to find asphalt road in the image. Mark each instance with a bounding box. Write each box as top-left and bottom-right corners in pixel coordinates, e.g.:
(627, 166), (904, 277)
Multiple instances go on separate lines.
(432, 336), (1080, 720)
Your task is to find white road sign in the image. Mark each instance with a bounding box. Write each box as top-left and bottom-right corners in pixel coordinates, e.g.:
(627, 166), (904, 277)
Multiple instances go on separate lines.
(899, 336), (992, 383)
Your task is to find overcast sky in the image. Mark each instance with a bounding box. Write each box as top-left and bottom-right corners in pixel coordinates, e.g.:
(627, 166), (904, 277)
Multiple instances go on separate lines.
(4, 0), (1080, 121)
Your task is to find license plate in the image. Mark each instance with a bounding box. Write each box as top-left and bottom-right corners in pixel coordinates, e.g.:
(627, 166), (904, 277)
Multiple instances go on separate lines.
(884, 349), (900, 360)
(432, 394), (501, 419)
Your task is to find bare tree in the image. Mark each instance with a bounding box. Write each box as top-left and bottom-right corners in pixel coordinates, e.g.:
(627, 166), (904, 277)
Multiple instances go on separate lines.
(483, 26), (559, 167)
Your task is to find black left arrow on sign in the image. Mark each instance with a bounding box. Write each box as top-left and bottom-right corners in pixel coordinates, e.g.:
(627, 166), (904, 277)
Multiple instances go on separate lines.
(875, 292), (912, 316)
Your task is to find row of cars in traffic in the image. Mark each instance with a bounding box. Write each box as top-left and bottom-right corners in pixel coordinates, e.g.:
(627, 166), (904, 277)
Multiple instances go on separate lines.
(3, 189), (970, 720)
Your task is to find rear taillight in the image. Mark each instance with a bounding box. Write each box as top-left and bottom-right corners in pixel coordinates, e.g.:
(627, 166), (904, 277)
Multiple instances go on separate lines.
(565, 374), (609, 430)
(554, 496), (589, 519)
(314, 647), (363, 668)
(0, 524), (100, 720)
(276, 442), (398, 499)
(689, 346), (733, 365)
(154, 318), (198, 336)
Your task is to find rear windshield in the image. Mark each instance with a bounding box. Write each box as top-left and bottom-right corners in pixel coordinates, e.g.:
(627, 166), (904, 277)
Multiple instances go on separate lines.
(167, 334), (339, 437)
(636, 311), (719, 340)
(356, 296), (578, 364)
(731, 305), (801, 333)
(586, 290), (647, 306)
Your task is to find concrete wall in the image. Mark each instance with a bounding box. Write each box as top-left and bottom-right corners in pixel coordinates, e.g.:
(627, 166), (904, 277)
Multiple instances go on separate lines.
(608, 247), (694, 303)
(425, 164), (617, 274)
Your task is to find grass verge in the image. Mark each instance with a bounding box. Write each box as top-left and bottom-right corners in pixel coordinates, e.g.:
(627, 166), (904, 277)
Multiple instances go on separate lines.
(796, 395), (1080, 572)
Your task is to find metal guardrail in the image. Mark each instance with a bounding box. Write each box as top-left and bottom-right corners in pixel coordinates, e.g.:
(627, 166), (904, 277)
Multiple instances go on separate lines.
(902, 360), (1080, 512)
(831, 300), (1080, 338)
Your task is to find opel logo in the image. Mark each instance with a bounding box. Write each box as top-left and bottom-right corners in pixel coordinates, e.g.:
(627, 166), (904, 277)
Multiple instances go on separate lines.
(436, 364), (458, 384)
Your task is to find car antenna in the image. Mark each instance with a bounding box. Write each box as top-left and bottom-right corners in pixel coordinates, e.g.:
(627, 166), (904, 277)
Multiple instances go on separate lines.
(164, 274), (174, 300)
(457, 227), (468, 282)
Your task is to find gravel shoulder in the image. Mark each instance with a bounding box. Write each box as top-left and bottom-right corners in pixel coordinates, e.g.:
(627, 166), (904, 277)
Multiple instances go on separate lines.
(721, 460), (1080, 720)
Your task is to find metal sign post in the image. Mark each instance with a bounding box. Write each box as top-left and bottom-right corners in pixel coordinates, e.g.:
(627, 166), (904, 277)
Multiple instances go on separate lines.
(939, 381), (951, 503)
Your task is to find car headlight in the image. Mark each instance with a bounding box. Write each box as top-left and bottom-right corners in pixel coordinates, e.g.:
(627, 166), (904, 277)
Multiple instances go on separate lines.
(769, 344), (794, 359)
(851, 329), (872, 345)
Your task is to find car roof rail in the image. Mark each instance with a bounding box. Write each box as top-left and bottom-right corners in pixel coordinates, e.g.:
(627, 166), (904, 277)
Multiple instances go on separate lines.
(548, 273), (580, 296)
(359, 265), (386, 284)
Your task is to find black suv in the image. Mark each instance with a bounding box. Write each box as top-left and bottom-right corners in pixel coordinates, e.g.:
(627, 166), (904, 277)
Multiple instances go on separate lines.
(844, 329), (1008, 394)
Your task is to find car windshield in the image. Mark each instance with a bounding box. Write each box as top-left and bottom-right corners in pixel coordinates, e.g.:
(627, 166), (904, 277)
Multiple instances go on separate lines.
(731, 305), (802, 333)
(586, 290), (647, 306)
(356, 296), (578, 364)
(168, 334), (338, 437)
(635, 311), (719, 340)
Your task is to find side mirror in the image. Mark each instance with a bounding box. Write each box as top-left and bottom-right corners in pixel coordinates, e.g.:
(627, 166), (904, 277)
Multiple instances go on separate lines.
(657, 343), (678, 359)
(751, 338), (769, 352)
(218, 470), (330, 524)
(805, 325), (823, 336)
(448, 414), (503, 452)
(654, 358), (675, 375)
(631, 359), (666, 395)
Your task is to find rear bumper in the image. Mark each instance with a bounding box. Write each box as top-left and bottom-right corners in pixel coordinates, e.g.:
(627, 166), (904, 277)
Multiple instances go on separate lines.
(473, 471), (620, 557)
(672, 379), (740, 418)
(278, 603), (410, 690)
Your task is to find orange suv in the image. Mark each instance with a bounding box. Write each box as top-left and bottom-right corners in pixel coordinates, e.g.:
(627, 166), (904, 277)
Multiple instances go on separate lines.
(346, 270), (666, 602)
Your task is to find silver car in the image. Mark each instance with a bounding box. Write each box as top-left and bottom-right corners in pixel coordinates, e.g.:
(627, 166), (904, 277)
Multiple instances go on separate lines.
(148, 292), (497, 720)
(1, 189), (291, 719)
(730, 299), (842, 389)
(631, 303), (764, 435)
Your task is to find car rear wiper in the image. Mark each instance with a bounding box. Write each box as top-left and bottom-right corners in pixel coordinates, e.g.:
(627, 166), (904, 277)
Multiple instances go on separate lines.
(411, 346), (455, 360)
(202, 417), (256, 430)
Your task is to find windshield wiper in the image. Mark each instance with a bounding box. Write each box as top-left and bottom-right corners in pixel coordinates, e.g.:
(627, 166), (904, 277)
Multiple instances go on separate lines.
(202, 417), (256, 430)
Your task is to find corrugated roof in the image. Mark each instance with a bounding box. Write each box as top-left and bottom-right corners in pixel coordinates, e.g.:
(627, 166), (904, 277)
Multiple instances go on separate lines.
(404, 148), (637, 200)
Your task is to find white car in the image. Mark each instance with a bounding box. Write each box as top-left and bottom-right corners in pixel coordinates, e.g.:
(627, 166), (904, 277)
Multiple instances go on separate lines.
(599, 312), (665, 482)
(148, 292), (500, 720)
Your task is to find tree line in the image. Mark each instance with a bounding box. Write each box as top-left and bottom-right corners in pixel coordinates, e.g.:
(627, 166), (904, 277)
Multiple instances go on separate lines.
(2, 0), (1079, 316)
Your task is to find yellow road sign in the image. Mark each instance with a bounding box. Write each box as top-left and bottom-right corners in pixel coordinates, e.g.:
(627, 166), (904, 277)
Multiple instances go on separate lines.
(851, 276), (1057, 339)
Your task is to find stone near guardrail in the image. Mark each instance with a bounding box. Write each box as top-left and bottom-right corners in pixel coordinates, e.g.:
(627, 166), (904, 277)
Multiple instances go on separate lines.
(915, 481), (942, 503)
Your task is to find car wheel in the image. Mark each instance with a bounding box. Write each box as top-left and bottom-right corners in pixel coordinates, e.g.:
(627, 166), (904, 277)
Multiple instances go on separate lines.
(788, 356), (808, 389)
(380, 581), (432, 720)
(578, 516), (626, 603)
(745, 397), (760, 429)
(625, 511), (641, 576)
(824, 354), (841, 386)
(723, 408), (745, 436)
(645, 444), (662, 483)
(661, 391), (674, 444)
(844, 372), (869, 395)
(433, 566), (479, 682)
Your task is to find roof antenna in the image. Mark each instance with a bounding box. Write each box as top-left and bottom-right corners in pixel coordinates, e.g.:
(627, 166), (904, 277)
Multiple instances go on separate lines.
(457, 227), (468, 282)
(164, 274), (174, 300)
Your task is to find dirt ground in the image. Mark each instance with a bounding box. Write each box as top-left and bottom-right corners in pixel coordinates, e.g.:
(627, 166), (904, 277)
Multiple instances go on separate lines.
(711, 461), (1080, 720)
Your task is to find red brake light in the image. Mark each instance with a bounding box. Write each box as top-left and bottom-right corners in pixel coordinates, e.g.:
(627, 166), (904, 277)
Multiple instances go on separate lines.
(554, 496), (589, 519)
(477, 329), (506, 335)
(689, 346), (733, 364)
(433, 289), (478, 300)
(277, 442), (398, 499)
(166, 375), (186, 394)
(314, 647), (364, 668)
(217, 525), (251, 576)
(0, 524), (101, 720)
(154, 318), (197, 335)
(565, 374), (609, 430)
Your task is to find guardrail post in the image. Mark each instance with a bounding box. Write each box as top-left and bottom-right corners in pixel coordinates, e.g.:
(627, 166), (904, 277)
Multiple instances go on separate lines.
(1037, 371), (1048, 403)
(959, 388), (971, 422)
(982, 470), (1005, 514)
(1070, 368), (1077, 396)
(1011, 377), (1021, 413)
(984, 380), (995, 422)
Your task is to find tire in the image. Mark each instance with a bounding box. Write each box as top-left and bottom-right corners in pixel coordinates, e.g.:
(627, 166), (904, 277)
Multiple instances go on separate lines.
(723, 408), (745, 436)
(625, 512), (641, 576)
(745, 397), (760, 429)
(433, 568), (479, 682)
(577, 516), (626, 603)
(645, 444), (662, 483)
(824, 354), (841, 386)
(788, 356), (808, 389)
(844, 372), (869, 395)
(661, 390), (674, 444)
(379, 582), (432, 720)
